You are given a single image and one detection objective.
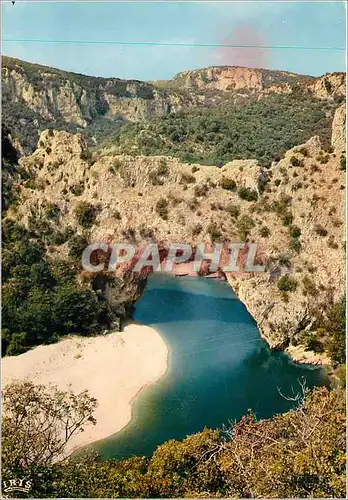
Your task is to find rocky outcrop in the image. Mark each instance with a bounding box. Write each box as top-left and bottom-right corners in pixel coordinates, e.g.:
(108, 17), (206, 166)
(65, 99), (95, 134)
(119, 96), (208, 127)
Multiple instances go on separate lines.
(331, 103), (346, 153)
(307, 72), (346, 100)
(2, 59), (195, 128)
(171, 66), (310, 92)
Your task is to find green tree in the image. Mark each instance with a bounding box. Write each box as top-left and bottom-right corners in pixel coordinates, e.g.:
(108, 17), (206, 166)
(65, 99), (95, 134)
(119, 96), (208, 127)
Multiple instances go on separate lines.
(2, 382), (97, 476)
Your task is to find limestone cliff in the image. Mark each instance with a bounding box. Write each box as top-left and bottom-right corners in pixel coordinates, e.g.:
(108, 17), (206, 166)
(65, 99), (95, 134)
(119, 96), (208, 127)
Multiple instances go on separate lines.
(9, 114), (345, 361)
(171, 66), (310, 92)
(2, 57), (199, 152)
(3, 57), (345, 155)
(307, 73), (346, 101)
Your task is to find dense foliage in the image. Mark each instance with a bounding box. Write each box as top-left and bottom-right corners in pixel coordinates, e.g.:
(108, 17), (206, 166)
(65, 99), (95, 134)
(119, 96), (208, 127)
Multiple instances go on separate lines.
(1, 127), (116, 356)
(2, 220), (110, 356)
(325, 296), (346, 365)
(101, 90), (338, 166)
(2, 383), (345, 498)
(2, 381), (97, 472)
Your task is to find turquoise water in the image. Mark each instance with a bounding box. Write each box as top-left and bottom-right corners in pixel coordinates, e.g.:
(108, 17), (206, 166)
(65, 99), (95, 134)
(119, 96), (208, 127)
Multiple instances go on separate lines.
(96, 274), (326, 459)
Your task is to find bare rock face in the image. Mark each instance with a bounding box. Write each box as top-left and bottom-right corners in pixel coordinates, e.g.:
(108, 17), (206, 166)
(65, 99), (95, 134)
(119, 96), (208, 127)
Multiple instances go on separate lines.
(331, 103), (346, 153)
(306, 73), (346, 100)
(174, 66), (265, 92)
(2, 61), (196, 131)
(172, 66), (310, 93)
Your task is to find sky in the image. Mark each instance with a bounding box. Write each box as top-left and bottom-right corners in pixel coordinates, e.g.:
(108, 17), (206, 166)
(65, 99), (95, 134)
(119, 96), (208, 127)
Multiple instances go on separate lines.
(1, 1), (346, 80)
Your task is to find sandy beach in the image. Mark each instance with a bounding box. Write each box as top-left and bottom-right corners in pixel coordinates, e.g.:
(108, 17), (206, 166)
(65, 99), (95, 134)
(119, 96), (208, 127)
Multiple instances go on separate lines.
(2, 322), (168, 456)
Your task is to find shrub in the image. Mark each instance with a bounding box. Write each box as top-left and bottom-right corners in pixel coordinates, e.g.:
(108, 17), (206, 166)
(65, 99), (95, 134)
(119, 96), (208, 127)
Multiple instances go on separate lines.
(70, 182), (84, 196)
(149, 159), (169, 185)
(225, 203), (240, 218)
(298, 147), (308, 156)
(277, 275), (297, 292)
(180, 173), (196, 184)
(325, 297), (346, 364)
(314, 224), (328, 237)
(302, 275), (317, 296)
(278, 254), (291, 267)
(328, 235), (339, 249)
(220, 177), (237, 191)
(238, 187), (258, 202)
(289, 225), (301, 238)
(158, 158), (168, 174)
(282, 213), (293, 226)
(237, 215), (255, 240)
(310, 163), (321, 174)
(194, 184), (209, 197)
(67, 234), (89, 262)
(274, 179), (281, 187)
(187, 198), (199, 211)
(290, 237), (301, 253)
(155, 198), (169, 220)
(74, 201), (96, 229)
(259, 226), (271, 237)
(80, 149), (94, 166)
(109, 160), (122, 174)
(45, 203), (60, 220)
(290, 156), (304, 167)
(316, 152), (330, 164)
(340, 155), (346, 171)
(207, 222), (222, 241)
(191, 223), (203, 237)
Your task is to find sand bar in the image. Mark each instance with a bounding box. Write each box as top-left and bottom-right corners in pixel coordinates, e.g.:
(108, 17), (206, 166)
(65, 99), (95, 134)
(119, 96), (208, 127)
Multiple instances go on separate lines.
(2, 322), (168, 456)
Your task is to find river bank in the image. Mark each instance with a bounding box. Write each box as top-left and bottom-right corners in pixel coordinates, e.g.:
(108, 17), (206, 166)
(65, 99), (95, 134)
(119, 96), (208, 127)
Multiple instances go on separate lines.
(2, 322), (168, 456)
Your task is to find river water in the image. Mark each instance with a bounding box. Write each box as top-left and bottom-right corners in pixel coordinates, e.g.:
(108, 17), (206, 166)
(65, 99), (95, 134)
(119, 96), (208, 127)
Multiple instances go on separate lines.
(96, 273), (326, 459)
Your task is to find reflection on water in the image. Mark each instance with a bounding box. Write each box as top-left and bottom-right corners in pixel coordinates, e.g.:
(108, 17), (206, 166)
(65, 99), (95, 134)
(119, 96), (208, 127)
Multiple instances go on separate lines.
(95, 274), (326, 459)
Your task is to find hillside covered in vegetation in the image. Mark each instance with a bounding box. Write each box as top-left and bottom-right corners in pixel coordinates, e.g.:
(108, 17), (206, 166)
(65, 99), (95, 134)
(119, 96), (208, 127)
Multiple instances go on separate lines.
(100, 89), (340, 166)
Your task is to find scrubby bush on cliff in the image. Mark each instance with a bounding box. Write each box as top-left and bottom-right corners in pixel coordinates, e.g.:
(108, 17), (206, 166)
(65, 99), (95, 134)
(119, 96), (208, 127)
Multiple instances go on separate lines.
(180, 173), (196, 185)
(325, 297), (346, 365)
(80, 149), (95, 166)
(45, 202), (60, 220)
(220, 177), (237, 191)
(277, 275), (297, 292)
(237, 187), (258, 202)
(74, 201), (97, 229)
(290, 156), (304, 167)
(155, 198), (169, 220)
(289, 225), (301, 238)
(207, 222), (222, 242)
(259, 226), (271, 237)
(149, 159), (169, 185)
(70, 182), (85, 196)
(225, 203), (240, 218)
(194, 183), (209, 197)
(237, 215), (255, 240)
(340, 155), (346, 171)
(314, 224), (328, 237)
(191, 223), (203, 237)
